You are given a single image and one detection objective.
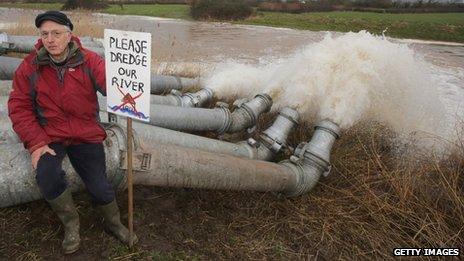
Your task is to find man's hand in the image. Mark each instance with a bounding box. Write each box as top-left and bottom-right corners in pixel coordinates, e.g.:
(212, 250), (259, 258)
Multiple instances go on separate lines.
(31, 145), (56, 170)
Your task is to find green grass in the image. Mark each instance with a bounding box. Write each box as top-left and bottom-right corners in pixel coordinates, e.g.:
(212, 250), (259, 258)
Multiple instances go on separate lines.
(243, 11), (464, 42)
(104, 4), (190, 20)
(1, 3), (463, 42)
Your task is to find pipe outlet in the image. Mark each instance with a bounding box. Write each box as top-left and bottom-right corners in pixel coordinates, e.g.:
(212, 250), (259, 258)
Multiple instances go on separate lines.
(286, 119), (340, 196)
(245, 107), (299, 161)
(170, 88), (214, 107)
(260, 107), (299, 153)
(225, 94), (273, 133)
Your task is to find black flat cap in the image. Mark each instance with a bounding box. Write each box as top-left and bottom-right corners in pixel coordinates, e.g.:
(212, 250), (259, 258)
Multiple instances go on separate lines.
(35, 10), (73, 31)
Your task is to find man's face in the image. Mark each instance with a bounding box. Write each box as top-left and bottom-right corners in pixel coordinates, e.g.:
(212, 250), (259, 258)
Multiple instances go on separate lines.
(39, 20), (72, 58)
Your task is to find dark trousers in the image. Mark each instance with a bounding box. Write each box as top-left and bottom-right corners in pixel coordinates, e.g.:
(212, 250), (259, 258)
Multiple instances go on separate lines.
(36, 142), (115, 205)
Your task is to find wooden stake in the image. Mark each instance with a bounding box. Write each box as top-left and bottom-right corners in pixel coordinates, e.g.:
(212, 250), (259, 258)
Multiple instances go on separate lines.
(127, 118), (134, 247)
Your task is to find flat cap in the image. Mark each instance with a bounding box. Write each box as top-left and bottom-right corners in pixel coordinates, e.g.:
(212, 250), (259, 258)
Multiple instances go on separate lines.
(35, 10), (73, 31)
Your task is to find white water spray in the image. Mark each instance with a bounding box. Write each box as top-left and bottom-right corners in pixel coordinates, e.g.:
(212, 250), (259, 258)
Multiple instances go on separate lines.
(204, 31), (463, 150)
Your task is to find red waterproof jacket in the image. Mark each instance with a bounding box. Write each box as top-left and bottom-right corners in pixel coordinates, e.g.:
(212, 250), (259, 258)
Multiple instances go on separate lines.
(8, 36), (106, 153)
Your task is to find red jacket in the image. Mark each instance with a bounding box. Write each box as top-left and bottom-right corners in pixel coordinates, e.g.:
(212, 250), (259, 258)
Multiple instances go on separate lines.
(8, 36), (107, 153)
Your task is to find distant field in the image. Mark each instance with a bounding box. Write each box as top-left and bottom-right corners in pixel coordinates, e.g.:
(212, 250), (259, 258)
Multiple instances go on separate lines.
(0, 3), (463, 42)
(245, 11), (464, 43)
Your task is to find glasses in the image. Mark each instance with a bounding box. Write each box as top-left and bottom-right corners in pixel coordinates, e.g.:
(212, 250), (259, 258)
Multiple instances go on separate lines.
(39, 30), (70, 39)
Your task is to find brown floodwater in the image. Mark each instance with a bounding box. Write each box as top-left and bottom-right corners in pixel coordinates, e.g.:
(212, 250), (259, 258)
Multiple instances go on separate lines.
(1, 7), (462, 68)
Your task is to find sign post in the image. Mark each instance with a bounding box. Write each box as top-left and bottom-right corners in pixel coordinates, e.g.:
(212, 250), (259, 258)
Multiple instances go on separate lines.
(104, 29), (151, 247)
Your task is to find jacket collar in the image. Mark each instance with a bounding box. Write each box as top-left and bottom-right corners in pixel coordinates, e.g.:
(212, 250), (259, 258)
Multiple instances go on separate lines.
(34, 36), (85, 68)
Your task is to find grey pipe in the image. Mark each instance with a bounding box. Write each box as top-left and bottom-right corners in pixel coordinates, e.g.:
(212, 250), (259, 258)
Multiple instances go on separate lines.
(0, 56), (200, 94)
(0, 56), (21, 80)
(0, 105), (297, 161)
(0, 33), (105, 56)
(134, 119), (340, 196)
(151, 74), (200, 94)
(0, 125), (126, 208)
(0, 120), (339, 208)
(101, 93), (272, 133)
(0, 80), (12, 96)
(149, 88), (213, 107)
(113, 107), (298, 161)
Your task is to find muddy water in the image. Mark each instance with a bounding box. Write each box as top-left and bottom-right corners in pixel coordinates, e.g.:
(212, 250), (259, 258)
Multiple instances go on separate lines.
(1, 8), (462, 66)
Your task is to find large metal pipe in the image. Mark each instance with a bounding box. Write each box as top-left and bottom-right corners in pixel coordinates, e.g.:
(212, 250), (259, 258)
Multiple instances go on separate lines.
(0, 104), (296, 161)
(2, 89), (270, 142)
(113, 107), (298, 161)
(0, 33), (105, 56)
(147, 88), (213, 107)
(0, 120), (339, 208)
(134, 120), (340, 197)
(150, 74), (199, 94)
(0, 56), (20, 80)
(101, 93), (272, 133)
(2, 84), (206, 109)
(0, 125), (126, 208)
(0, 56), (200, 94)
(0, 80), (12, 96)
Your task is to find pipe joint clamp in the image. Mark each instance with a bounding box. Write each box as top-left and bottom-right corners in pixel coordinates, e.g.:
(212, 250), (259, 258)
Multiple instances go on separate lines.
(291, 142), (332, 177)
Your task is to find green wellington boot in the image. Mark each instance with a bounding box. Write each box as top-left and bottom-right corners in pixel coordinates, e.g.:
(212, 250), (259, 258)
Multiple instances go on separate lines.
(98, 200), (138, 245)
(47, 189), (80, 254)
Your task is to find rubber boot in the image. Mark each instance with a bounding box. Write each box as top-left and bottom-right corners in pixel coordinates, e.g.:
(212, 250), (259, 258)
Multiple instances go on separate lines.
(47, 189), (80, 254)
(98, 200), (138, 245)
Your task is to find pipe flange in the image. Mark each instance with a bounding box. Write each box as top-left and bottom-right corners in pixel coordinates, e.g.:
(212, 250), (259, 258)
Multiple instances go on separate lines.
(292, 141), (330, 173)
(216, 107), (232, 134)
(102, 122), (127, 150)
(279, 107), (299, 125)
(259, 133), (283, 153)
(240, 94), (273, 125)
(255, 94), (273, 113)
(240, 104), (257, 124)
(215, 101), (229, 109)
(103, 124), (128, 190)
(183, 93), (200, 107)
(315, 120), (340, 138)
(233, 98), (248, 108)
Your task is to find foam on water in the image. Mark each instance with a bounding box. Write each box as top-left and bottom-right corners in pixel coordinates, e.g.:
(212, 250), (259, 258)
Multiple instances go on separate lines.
(204, 31), (464, 151)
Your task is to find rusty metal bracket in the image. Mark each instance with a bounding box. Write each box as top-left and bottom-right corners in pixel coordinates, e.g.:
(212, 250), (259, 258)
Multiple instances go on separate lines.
(119, 150), (153, 171)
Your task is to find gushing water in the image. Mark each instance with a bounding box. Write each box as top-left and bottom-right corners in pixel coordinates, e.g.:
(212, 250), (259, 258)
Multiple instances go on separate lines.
(204, 31), (463, 150)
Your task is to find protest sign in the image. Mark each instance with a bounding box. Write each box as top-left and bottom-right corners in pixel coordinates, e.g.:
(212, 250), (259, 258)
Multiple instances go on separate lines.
(105, 29), (151, 122)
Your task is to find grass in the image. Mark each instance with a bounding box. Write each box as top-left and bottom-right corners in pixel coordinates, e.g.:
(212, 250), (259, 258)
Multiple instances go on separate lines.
(104, 4), (190, 20)
(0, 3), (463, 42)
(244, 11), (464, 43)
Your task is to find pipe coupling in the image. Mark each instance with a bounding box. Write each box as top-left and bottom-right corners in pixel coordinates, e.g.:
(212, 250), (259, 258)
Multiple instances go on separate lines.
(260, 107), (299, 153)
(181, 88), (214, 107)
(290, 119), (340, 177)
(102, 124), (128, 190)
(216, 107), (232, 134)
(230, 94), (272, 133)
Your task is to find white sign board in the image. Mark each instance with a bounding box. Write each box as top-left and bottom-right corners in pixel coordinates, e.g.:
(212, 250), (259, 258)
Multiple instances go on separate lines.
(105, 29), (151, 122)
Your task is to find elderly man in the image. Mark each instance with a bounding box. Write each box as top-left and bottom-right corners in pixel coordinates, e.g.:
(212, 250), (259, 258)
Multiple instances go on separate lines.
(7, 11), (137, 254)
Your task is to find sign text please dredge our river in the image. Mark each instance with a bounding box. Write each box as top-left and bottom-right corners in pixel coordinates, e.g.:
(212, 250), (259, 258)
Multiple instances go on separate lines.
(105, 29), (151, 122)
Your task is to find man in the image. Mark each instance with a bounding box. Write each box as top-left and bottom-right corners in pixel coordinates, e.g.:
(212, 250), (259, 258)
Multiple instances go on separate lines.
(7, 11), (137, 254)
